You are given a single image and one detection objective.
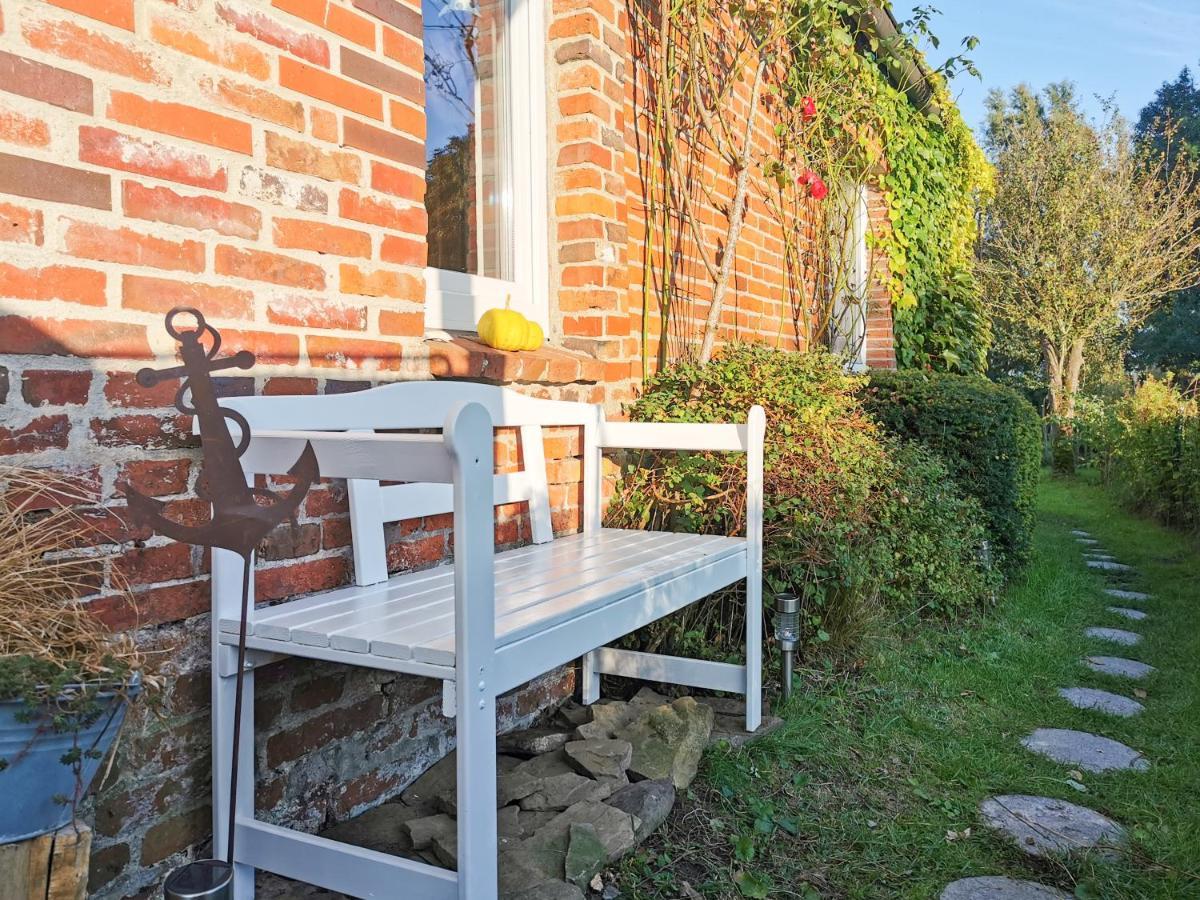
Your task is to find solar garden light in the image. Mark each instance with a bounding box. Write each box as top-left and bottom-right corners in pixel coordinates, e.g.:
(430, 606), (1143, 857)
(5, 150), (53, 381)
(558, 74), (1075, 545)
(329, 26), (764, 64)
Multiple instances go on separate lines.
(774, 593), (800, 701)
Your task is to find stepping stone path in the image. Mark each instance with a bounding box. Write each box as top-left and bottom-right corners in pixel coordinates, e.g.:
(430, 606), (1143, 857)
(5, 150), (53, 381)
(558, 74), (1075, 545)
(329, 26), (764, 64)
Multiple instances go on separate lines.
(1105, 588), (1151, 602)
(1085, 626), (1141, 646)
(1086, 656), (1156, 679)
(941, 878), (1070, 899)
(980, 795), (1126, 859)
(1085, 553), (1116, 561)
(1058, 687), (1144, 718)
(1086, 559), (1132, 572)
(1108, 606), (1147, 622)
(1076, 537), (1100, 545)
(1021, 728), (1149, 772)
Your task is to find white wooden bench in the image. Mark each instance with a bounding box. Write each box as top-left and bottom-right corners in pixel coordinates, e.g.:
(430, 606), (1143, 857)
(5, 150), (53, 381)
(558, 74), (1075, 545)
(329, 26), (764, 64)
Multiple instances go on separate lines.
(207, 381), (765, 899)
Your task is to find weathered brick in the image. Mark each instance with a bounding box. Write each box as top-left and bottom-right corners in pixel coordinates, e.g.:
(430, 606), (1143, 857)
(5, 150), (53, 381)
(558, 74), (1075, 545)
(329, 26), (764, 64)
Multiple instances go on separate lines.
(0, 49), (94, 113)
(92, 413), (195, 450)
(352, 0), (421, 34)
(80, 126), (227, 191)
(259, 521), (321, 560)
(104, 371), (181, 409)
(265, 694), (384, 767)
(108, 91), (253, 155)
(0, 415), (70, 455)
(0, 317), (151, 358)
(265, 376), (318, 396)
(0, 263), (104, 307)
(307, 334), (404, 371)
(0, 200), (42, 245)
(92, 579), (209, 630)
(45, 0), (135, 31)
(256, 555), (348, 603)
(339, 263), (423, 300)
(65, 221), (205, 272)
(267, 294), (367, 331)
(274, 218), (371, 258)
(21, 369), (91, 406)
(215, 245), (326, 289)
(290, 672), (346, 711)
(123, 182), (261, 239)
(343, 116), (422, 167)
(265, 131), (362, 183)
(340, 47), (422, 101)
(122, 274), (255, 319)
(0, 104), (51, 147)
(310, 106), (339, 142)
(0, 151), (111, 210)
(203, 77), (305, 132)
(150, 13), (270, 80)
(87, 843), (130, 895)
(113, 542), (193, 586)
(339, 189), (425, 234)
(140, 805), (211, 866)
(239, 165), (329, 213)
(279, 57), (383, 121)
(215, 3), (330, 67)
(212, 329), (302, 365)
(117, 459), (191, 497)
(23, 17), (164, 84)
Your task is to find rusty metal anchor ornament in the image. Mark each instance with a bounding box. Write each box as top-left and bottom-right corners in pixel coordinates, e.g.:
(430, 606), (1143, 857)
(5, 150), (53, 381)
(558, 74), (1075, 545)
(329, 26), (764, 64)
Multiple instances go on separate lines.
(122, 307), (318, 898)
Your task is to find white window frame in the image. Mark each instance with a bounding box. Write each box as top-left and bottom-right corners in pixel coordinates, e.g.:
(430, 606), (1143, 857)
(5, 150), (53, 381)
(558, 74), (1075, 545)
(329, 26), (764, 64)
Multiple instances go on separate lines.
(830, 183), (870, 372)
(423, 0), (549, 334)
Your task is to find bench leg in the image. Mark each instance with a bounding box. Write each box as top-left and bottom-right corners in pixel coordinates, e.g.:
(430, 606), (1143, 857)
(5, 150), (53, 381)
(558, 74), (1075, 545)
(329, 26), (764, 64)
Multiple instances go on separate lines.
(744, 576), (762, 733)
(214, 647), (256, 898)
(456, 682), (498, 900)
(580, 650), (601, 705)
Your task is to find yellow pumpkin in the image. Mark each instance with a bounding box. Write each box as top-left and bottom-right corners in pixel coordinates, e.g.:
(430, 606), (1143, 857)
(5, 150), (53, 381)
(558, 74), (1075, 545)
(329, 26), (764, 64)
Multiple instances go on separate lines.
(521, 319), (544, 351)
(477, 307), (531, 351)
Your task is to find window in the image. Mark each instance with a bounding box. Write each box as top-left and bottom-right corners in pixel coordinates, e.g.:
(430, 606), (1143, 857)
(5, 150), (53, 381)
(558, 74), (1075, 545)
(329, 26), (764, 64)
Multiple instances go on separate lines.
(829, 183), (870, 371)
(422, 0), (547, 333)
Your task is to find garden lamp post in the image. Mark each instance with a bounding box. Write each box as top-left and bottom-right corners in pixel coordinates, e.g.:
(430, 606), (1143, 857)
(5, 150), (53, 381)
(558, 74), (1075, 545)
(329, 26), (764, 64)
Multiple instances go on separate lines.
(774, 593), (800, 701)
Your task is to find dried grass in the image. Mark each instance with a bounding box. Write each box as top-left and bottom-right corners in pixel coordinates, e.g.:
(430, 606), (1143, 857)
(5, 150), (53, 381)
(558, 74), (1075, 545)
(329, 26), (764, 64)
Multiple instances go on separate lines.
(0, 466), (147, 686)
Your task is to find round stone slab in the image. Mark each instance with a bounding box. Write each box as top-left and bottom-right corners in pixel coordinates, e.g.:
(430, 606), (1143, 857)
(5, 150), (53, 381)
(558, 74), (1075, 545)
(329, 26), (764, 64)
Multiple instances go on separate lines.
(980, 795), (1126, 858)
(1085, 627), (1141, 647)
(1076, 537), (1100, 545)
(1105, 588), (1150, 602)
(1086, 656), (1156, 679)
(1058, 687), (1144, 718)
(1070, 530), (1091, 537)
(941, 877), (1070, 899)
(1021, 728), (1149, 773)
(1086, 560), (1133, 572)
(1107, 606), (1147, 622)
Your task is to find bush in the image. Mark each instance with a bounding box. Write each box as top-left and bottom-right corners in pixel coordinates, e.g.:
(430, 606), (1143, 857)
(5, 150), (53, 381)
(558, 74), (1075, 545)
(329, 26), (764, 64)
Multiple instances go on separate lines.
(607, 345), (997, 659)
(863, 370), (1042, 573)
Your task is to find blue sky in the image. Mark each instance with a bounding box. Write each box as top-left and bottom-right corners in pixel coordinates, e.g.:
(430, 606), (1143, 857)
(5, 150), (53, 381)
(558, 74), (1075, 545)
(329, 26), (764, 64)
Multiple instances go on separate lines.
(904, 0), (1200, 136)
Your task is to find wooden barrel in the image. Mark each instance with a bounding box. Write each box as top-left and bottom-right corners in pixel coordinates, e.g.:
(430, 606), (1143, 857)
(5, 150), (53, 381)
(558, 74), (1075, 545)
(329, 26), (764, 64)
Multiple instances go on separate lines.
(0, 822), (91, 900)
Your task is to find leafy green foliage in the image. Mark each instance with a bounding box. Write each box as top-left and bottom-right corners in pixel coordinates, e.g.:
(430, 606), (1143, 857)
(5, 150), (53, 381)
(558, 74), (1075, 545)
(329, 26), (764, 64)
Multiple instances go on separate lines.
(607, 345), (999, 660)
(863, 369), (1042, 572)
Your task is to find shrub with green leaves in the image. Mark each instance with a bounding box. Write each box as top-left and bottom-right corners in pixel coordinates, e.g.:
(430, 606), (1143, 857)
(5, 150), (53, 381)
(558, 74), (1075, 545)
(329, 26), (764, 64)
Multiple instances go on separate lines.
(607, 345), (997, 659)
(863, 369), (1041, 573)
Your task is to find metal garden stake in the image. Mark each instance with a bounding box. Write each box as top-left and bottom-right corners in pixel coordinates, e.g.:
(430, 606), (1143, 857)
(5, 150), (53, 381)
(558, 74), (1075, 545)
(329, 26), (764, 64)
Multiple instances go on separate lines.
(122, 308), (318, 899)
(774, 593), (800, 701)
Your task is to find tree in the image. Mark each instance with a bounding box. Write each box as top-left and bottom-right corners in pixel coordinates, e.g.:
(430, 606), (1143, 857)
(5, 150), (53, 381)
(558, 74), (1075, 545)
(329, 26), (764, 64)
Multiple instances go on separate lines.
(978, 83), (1200, 429)
(1135, 67), (1200, 175)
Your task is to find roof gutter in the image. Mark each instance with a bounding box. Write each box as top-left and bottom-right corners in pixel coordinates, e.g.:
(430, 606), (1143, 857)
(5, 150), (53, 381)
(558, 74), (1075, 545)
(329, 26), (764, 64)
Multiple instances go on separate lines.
(859, 5), (941, 120)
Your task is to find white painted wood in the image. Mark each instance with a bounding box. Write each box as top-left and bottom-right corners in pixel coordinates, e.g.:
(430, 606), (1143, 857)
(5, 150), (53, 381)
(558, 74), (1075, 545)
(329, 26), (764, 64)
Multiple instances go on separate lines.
(583, 405), (603, 534)
(744, 405), (766, 732)
(441, 680), (456, 719)
(241, 431), (454, 483)
(580, 650), (600, 705)
(236, 818), (457, 900)
(599, 420), (750, 452)
(347, 482), (389, 588)
(591, 647), (747, 694)
(378, 472), (535, 525)
(519, 424), (554, 543)
(218, 633), (456, 681)
(444, 402), (499, 900)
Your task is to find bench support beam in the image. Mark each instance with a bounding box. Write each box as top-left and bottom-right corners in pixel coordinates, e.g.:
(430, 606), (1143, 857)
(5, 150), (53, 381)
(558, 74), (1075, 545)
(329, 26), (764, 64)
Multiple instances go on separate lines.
(589, 647), (748, 694)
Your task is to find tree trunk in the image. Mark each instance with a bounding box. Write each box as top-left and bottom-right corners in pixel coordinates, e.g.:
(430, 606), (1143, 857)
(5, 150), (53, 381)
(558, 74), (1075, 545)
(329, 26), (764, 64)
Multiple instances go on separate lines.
(1042, 339), (1065, 460)
(1063, 338), (1085, 425)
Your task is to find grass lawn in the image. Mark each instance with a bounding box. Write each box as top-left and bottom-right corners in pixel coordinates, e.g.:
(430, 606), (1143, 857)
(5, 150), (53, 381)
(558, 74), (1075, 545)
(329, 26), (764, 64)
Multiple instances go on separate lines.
(619, 474), (1200, 898)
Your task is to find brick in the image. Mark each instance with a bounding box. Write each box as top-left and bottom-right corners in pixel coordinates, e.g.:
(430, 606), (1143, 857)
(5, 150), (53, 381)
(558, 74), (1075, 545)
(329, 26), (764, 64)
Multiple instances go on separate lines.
(370, 161), (424, 201)
(274, 218), (371, 258)
(267, 294), (366, 331)
(307, 335), (404, 371)
(215, 245), (326, 289)
(79, 126), (227, 191)
(23, 18), (164, 85)
(340, 47), (422, 101)
(150, 14), (271, 80)
(264, 376), (318, 396)
(290, 671), (346, 710)
(339, 263), (423, 300)
(0, 50), (93, 113)
(271, 0), (327, 26)
(352, 0), (421, 34)
(140, 806), (211, 866)
(108, 91), (253, 155)
(0, 317), (151, 358)
(212, 329), (302, 366)
(326, 5), (376, 49)
(113, 543), (193, 586)
(45, 0), (134, 30)
(0, 368), (7, 404)
(0, 415), (70, 454)
(215, 3), (330, 67)
(92, 413), (195, 450)
(239, 165), (329, 213)
(203, 77), (305, 132)
(104, 371), (178, 408)
(93, 579), (209, 630)
(265, 693), (382, 767)
(378, 309), (423, 336)
(0, 151), (111, 210)
(310, 107), (338, 142)
(0, 104), (51, 147)
(88, 843), (130, 895)
(379, 234), (425, 267)
(279, 57), (382, 120)
(344, 116), (422, 166)
(256, 555), (348, 603)
(386, 533), (444, 570)
(21, 369), (91, 406)
(65, 221), (205, 272)
(123, 182), (262, 239)
(258, 521), (321, 560)
(381, 27), (421, 71)
(117, 459), (191, 497)
(265, 131), (361, 183)
(338, 189), (425, 234)
(122, 274), (255, 319)
(0, 263), (106, 306)
(0, 200), (42, 244)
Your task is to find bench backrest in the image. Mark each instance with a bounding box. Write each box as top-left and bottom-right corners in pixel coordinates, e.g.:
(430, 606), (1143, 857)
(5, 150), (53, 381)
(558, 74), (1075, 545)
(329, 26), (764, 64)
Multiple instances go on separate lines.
(221, 382), (602, 586)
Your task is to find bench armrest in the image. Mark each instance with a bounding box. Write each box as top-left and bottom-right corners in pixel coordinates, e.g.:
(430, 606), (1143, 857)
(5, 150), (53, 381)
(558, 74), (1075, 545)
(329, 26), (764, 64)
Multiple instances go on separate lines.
(598, 408), (765, 453)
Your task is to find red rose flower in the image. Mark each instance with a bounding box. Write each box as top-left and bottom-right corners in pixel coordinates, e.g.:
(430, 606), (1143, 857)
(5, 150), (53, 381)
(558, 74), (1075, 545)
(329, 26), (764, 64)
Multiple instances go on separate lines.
(800, 96), (817, 120)
(797, 168), (829, 201)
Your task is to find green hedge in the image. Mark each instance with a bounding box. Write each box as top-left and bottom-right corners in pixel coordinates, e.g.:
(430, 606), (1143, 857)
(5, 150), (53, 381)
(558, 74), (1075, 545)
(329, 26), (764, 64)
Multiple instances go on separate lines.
(863, 370), (1042, 573)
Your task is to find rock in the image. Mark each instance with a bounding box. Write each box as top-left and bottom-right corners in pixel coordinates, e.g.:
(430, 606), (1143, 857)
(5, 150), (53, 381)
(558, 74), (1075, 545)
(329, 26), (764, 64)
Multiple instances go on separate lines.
(554, 700), (593, 729)
(518, 772), (616, 811)
(319, 801), (431, 855)
(1107, 606), (1147, 621)
(499, 845), (569, 894)
(575, 701), (640, 741)
(1058, 687), (1144, 718)
(614, 696), (714, 789)
(630, 686), (672, 707)
(499, 751), (578, 805)
(431, 830), (457, 868)
(564, 823), (606, 888)
(564, 739), (633, 782)
(605, 779), (675, 842)
(1104, 588), (1150, 602)
(1021, 728), (1149, 773)
(518, 810), (559, 838)
(940, 877), (1070, 899)
(692, 696), (784, 748)
(1086, 559), (1132, 572)
(1085, 656), (1156, 679)
(503, 882), (586, 900)
(401, 751), (457, 806)
(522, 800), (639, 863)
(498, 805), (523, 838)
(501, 727), (573, 758)
(980, 795), (1126, 859)
(404, 813), (456, 851)
(1085, 627), (1142, 647)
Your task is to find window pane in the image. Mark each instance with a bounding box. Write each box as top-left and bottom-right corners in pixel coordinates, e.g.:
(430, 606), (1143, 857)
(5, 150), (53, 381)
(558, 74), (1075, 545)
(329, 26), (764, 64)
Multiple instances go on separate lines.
(423, 0), (511, 281)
